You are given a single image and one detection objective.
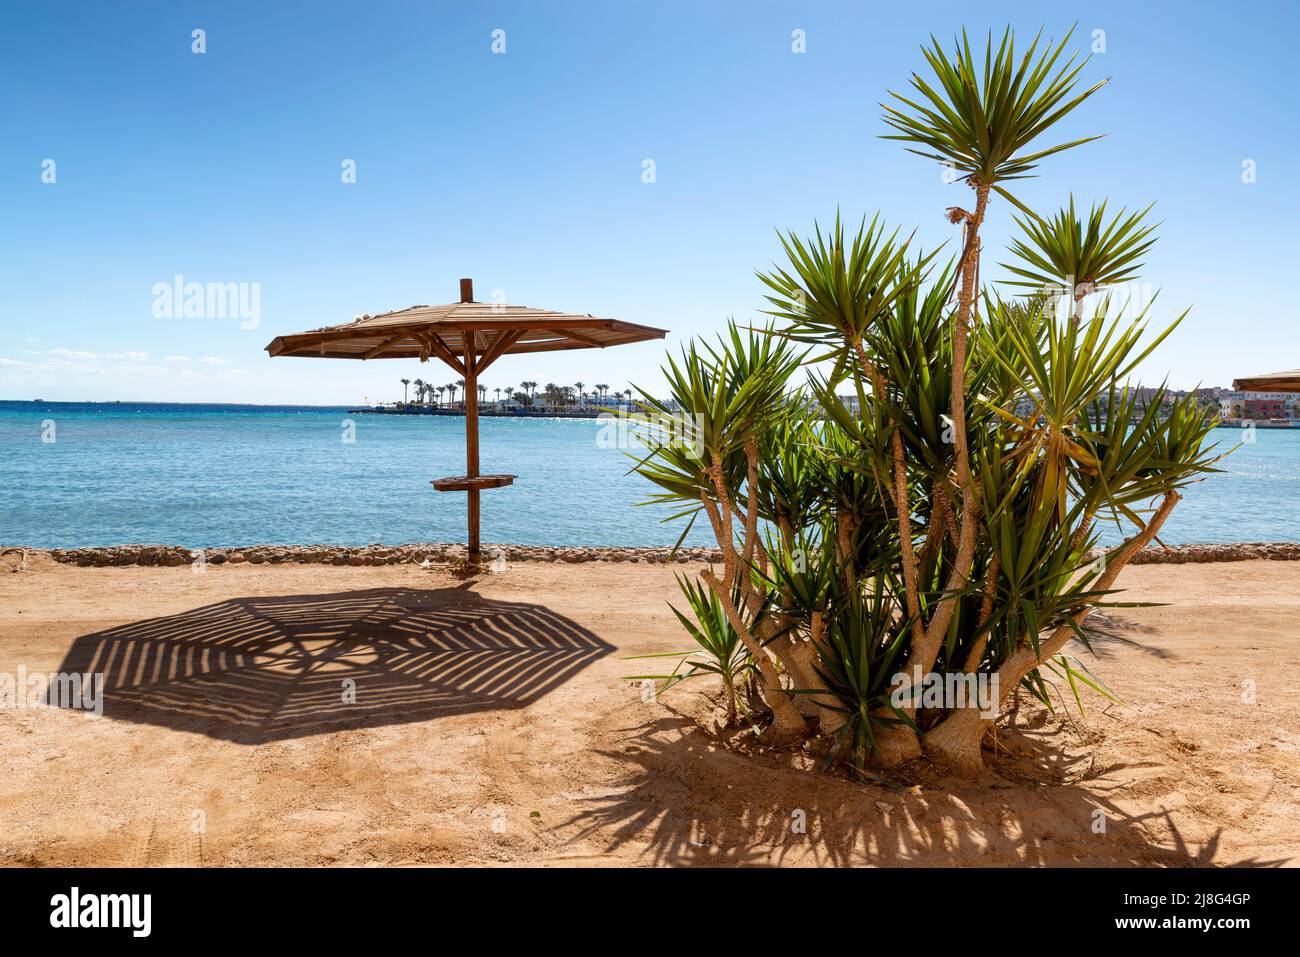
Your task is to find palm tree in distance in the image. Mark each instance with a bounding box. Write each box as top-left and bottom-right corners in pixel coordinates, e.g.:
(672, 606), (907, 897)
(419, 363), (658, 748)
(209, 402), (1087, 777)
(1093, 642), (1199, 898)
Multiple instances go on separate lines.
(400, 378), (411, 404)
(574, 381), (585, 407)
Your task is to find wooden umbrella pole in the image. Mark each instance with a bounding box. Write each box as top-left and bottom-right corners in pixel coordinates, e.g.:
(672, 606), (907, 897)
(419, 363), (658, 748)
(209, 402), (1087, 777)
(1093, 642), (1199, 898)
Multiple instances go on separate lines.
(464, 335), (481, 563)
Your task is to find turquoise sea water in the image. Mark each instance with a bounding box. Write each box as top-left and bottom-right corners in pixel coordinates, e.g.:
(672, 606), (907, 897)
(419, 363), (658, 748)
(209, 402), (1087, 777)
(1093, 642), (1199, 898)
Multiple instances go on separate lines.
(1, 401), (1297, 548)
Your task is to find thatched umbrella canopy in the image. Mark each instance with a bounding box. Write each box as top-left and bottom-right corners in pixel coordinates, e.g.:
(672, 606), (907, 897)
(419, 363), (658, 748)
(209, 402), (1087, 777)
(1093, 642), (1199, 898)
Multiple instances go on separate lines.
(1233, 369), (1300, 393)
(266, 279), (667, 562)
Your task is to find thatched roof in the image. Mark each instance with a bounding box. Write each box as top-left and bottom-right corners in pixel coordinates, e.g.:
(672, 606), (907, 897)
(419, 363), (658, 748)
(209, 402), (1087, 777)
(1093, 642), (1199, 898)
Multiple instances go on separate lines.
(1232, 369), (1300, 393)
(266, 299), (667, 362)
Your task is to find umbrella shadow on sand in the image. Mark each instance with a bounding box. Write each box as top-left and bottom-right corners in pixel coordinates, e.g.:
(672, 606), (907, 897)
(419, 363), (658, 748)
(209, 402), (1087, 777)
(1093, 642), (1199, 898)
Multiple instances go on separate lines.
(52, 585), (612, 744)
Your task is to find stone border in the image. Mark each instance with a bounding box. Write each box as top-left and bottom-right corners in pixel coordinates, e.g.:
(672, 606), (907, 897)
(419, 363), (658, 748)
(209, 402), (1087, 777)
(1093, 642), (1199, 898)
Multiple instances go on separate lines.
(26, 543), (724, 567)
(1095, 541), (1300, 564)
(7, 540), (1299, 568)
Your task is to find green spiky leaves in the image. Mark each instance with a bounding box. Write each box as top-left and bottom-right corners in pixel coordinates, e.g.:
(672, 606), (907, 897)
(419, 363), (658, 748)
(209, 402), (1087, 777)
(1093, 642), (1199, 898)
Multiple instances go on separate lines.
(757, 213), (933, 366)
(1001, 196), (1159, 297)
(882, 27), (1107, 203)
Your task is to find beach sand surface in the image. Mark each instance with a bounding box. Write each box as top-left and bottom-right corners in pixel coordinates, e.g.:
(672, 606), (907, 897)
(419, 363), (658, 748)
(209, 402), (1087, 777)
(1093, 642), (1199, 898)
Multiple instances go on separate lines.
(1, 554), (1297, 867)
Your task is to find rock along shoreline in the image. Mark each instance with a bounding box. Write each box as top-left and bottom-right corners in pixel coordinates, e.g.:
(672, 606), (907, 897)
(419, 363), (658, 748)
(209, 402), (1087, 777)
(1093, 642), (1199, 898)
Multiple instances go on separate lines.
(6, 540), (1300, 568)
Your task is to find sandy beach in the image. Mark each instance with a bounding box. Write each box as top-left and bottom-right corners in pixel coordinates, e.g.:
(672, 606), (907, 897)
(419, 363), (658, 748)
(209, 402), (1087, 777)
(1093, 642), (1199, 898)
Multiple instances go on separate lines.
(1, 552), (1296, 867)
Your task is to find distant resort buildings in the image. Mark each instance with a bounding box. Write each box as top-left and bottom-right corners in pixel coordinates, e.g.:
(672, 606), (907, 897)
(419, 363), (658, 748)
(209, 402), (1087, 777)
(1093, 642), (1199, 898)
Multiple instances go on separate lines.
(361, 380), (1299, 429)
(1090, 386), (1298, 428)
(1115, 386), (1297, 428)
(1216, 390), (1295, 425)
(831, 385), (1298, 430)
(357, 382), (638, 417)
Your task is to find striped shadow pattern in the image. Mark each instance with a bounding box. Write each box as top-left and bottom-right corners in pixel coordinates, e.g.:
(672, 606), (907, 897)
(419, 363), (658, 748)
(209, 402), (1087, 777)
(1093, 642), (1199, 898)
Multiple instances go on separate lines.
(53, 587), (613, 743)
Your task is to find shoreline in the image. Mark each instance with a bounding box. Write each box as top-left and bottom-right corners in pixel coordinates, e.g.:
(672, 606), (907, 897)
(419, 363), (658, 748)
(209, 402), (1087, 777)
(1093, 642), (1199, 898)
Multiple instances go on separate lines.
(5, 540), (1300, 568)
(347, 407), (619, 418)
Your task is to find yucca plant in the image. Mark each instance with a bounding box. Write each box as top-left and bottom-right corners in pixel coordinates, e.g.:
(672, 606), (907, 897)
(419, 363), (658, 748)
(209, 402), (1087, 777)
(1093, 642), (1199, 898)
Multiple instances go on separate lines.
(1001, 196), (1159, 322)
(804, 575), (913, 768)
(636, 25), (1223, 777)
(879, 23), (1109, 453)
(863, 28), (1109, 764)
(882, 27), (1107, 191)
(759, 213), (926, 372)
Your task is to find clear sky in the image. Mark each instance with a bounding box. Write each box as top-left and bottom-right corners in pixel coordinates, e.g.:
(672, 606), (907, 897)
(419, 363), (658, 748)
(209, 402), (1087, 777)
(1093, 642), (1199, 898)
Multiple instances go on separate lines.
(2, 0), (1297, 404)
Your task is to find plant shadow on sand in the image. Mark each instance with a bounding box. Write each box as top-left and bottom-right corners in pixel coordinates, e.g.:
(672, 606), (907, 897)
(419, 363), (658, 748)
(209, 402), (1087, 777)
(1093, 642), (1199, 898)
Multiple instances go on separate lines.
(562, 702), (1290, 868)
(51, 586), (613, 744)
(1080, 612), (1170, 661)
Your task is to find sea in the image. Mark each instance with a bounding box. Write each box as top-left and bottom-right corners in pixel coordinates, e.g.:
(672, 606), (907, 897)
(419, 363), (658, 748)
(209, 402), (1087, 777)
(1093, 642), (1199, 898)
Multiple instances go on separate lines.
(1, 401), (1296, 549)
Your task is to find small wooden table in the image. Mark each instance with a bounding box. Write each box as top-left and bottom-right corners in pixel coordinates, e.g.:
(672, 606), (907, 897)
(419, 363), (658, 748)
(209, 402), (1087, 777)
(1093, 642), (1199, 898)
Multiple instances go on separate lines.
(431, 474), (516, 493)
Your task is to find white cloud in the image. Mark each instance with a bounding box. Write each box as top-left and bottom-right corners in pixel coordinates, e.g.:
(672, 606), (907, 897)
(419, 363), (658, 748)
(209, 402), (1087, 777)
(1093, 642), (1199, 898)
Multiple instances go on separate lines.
(0, 342), (264, 407)
(46, 348), (149, 362)
(0, 347), (240, 381)
(51, 348), (100, 360)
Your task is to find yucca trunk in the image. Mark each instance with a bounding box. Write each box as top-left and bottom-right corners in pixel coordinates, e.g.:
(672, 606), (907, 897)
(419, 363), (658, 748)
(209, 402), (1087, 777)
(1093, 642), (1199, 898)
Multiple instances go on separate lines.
(874, 181), (990, 769)
(722, 674), (738, 726)
(1072, 282), (1090, 326)
(699, 445), (809, 743)
(780, 613), (849, 734)
(701, 567), (806, 740)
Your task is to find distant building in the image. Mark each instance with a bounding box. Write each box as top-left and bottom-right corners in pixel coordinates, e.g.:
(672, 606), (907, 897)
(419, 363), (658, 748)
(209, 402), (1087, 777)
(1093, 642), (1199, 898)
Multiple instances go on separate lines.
(1219, 390), (1296, 421)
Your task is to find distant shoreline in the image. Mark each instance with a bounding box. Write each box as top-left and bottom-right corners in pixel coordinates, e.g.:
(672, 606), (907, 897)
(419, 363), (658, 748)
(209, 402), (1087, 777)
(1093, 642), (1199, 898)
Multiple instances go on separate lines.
(3, 398), (353, 409)
(4, 399), (622, 417)
(346, 406), (620, 419)
(8, 399), (1300, 429)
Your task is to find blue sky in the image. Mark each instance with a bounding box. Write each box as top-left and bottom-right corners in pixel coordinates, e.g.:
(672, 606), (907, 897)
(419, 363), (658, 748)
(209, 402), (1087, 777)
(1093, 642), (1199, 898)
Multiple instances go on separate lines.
(2, 0), (1297, 404)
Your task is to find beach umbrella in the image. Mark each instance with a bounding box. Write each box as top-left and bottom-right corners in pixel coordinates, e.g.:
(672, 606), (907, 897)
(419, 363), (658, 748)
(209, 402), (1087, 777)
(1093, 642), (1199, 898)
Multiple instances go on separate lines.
(265, 279), (667, 562)
(1233, 369), (1300, 392)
